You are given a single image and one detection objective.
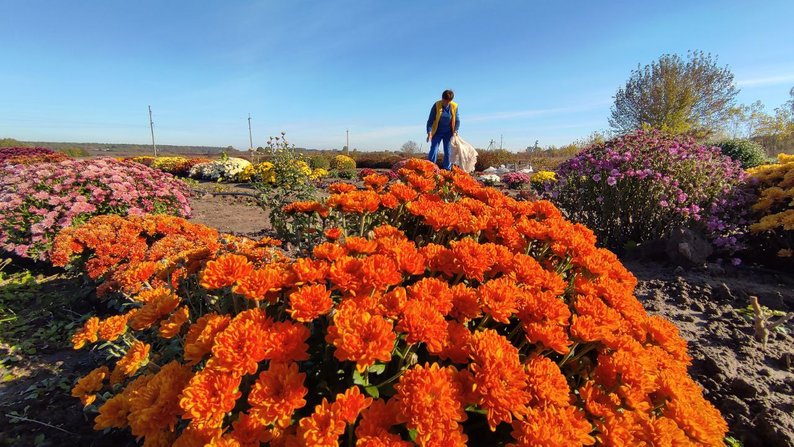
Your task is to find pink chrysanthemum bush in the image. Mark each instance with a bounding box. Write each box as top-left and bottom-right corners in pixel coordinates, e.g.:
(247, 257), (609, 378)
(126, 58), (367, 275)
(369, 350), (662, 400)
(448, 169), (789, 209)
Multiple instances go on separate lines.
(543, 130), (751, 254)
(57, 161), (727, 446)
(0, 157), (191, 260)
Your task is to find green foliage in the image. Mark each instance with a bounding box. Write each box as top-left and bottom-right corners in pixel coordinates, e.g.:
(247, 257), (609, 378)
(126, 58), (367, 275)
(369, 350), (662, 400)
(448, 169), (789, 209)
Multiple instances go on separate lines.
(610, 51), (738, 136)
(0, 138), (24, 148)
(57, 147), (89, 158)
(332, 169), (356, 180)
(475, 148), (517, 171)
(309, 155), (331, 170)
(253, 133), (319, 248)
(715, 139), (768, 168)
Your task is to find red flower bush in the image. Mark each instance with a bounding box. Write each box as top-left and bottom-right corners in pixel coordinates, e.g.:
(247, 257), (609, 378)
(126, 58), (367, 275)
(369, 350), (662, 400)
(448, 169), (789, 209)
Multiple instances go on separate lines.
(58, 160), (727, 446)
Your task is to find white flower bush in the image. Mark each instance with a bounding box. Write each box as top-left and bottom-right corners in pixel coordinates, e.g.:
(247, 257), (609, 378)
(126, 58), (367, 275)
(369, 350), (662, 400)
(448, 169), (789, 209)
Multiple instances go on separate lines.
(189, 157), (251, 181)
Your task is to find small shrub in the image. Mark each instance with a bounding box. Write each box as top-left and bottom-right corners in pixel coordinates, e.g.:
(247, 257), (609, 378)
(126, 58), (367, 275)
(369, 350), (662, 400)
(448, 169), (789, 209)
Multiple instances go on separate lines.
(715, 139), (767, 168)
(309, 155), (331, 170)
(151, 156), (191, 176)
(253, 133), (319, 247)
(189, 157), (251, 182)
(475, 149), (517, 172)
(478, 173), (500, 186)
(129, 156), (156, 167)
(334, 169), (356, 180)
(501, 172), (531, 189)
(0, 158), (191, 261)
(547, 129), (750, 253)
(354, 153), (402, 169)
(332, 154), (356, 170)
(745, 153), (794, 267)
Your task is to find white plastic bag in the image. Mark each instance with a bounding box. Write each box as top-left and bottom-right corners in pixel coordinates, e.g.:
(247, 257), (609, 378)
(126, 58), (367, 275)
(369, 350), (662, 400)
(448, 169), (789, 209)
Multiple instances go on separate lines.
(450, 135), (478, 173)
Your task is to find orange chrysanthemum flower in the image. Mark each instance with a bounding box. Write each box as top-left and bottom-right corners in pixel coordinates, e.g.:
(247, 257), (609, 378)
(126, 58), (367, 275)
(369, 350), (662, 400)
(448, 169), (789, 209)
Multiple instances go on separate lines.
(478, 277), (521, 323)
(332, 386), (372, 424)
(72, 366), (110, 406)
(313, 242), (347, 262)
(264, 321), (310, 363)
(291, 258), (329, 284)
(289, 284), (333, 323)
(449, 283), (481, 322)
(324, 227), (343, 241)
(449, 237), (494, 282)
(407, 277), (453, 315)
(508, 404), (595, 447)
(233, 267), (284, 301)
(397, 300), (447, 353)
(394, 363), (467, 444)
(355, 398), (402, 440)
(94, 374), (152, 430)
(230, 412), (274, 446)
(184, 313), (232, 365)
(344, 236), (378, 254)
(468, 330), (531, 430)
(200, 254), (254, 290)
(97, 314), (131, 342)
(72, 316), (99, 349)
(159, 306), (190, 339)
(111, 341), (151, 384)
(326, 306), (395, 372)
(328, 182), (357, 194)
(297, 399), (346, 447)
(179, 369), (242, 429)
(211, 314), (269, 376)
(524, 355), (571, 406)
(129, 287), (181, 330)
(126, 360), (193, 438)
(363, 173), (389, 191)
(248, 362), (307, 427)
(360, 255), (402, 293)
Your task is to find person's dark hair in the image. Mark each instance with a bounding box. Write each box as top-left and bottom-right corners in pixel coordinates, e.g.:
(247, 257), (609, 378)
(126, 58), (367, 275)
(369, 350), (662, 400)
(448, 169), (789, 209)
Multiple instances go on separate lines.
(442, 90), (454, 100)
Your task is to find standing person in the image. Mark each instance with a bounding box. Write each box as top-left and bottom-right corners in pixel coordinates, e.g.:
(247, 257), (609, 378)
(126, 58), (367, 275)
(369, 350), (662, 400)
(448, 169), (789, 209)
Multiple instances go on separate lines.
(426, 89), (460, 170)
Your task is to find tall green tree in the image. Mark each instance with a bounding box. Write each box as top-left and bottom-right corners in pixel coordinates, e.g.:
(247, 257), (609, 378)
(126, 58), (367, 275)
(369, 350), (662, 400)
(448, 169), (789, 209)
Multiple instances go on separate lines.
(609, 51), (739, 136)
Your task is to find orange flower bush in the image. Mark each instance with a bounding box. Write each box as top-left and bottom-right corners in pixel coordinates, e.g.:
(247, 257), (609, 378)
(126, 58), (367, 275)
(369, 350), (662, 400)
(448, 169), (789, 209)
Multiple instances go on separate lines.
(60, 159), (727, 446)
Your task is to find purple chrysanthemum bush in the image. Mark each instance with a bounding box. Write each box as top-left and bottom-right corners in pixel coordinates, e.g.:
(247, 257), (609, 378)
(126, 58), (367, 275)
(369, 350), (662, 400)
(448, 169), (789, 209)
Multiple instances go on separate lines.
(0, 157), (191, 261)
(543, 130), (752, 254)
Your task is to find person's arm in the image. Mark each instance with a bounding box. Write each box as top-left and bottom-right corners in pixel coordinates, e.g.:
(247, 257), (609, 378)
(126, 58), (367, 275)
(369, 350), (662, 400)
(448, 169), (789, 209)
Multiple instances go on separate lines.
(455, 107), (460, 133)
(426, 104), (436, 141)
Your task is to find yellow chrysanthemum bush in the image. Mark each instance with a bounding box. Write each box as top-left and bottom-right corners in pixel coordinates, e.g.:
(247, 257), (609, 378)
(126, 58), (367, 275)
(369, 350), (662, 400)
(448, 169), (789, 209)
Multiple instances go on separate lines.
(54, 160), (728, 446)
(745, 153), (794, 264)
(332, 154), (357, 171)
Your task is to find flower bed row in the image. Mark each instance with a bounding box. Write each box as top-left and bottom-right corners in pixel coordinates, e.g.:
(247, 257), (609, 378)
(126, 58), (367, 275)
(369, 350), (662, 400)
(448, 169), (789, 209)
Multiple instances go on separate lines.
(60, 160), (727, 446)
(0, 157), (191, 260)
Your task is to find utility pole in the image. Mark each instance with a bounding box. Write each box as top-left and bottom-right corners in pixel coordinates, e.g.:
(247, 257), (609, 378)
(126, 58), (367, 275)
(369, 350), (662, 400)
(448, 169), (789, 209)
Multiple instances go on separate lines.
(346, 129), (349, 154)
(500, 134), (503, 150)
(247, 114), (253, 150)
(247, 114), (254, 162)
(148, 105), (157, 157)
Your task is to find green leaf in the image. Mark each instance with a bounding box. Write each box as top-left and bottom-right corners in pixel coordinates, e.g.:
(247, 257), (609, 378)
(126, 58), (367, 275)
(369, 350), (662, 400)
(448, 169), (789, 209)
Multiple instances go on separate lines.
(367, 364), (386, 375)
(408, 429), (418, 442)
(364, 385), (379, 399)
(352, 370), (367, 386)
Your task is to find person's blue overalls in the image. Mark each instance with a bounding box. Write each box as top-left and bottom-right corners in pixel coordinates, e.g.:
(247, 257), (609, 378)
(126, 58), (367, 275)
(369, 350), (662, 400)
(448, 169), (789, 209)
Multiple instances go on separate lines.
(426, 100), (459, 170)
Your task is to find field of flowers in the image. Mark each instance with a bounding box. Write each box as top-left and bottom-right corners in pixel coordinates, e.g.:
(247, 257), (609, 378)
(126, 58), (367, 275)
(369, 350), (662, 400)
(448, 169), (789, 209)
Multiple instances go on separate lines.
(0, 137), (792, 446)
(44, 160), (732, 446)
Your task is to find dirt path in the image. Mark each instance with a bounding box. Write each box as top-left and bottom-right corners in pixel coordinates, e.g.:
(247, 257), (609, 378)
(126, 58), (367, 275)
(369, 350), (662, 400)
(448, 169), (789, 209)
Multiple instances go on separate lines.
(628, 260), (794, 447)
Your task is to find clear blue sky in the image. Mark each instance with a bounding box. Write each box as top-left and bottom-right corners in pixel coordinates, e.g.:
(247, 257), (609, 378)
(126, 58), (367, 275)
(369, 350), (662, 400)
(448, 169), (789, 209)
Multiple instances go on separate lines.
(2, 0), (793, 151)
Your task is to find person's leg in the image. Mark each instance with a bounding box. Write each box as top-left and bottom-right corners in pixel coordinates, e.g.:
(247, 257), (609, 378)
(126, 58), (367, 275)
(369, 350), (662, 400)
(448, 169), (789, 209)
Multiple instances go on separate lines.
(441, 134), (453, 170)
(428, 134), (442, 164)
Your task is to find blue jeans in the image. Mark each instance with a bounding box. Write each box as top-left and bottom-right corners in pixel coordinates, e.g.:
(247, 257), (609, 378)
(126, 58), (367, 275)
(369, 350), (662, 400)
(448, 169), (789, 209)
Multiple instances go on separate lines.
(428, 133), (452, 170)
